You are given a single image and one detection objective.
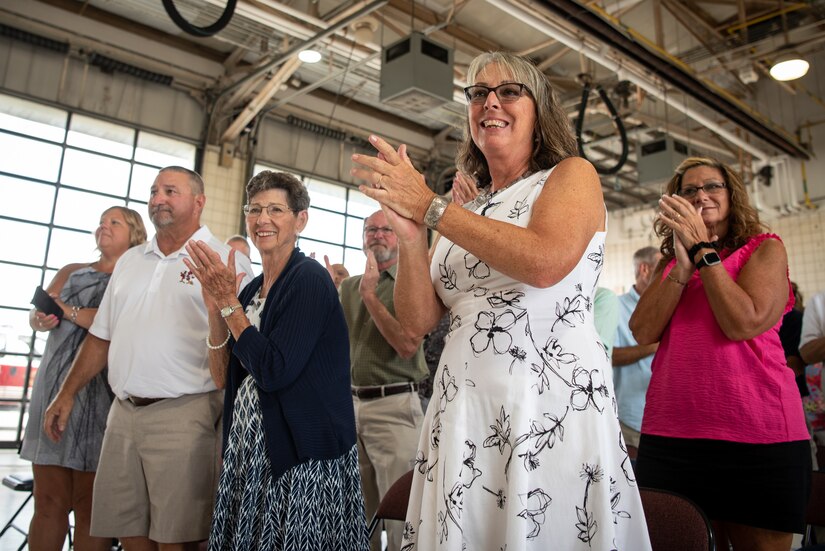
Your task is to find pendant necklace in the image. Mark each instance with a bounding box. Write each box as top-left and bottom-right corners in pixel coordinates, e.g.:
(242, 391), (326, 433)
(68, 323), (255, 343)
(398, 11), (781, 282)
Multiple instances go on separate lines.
(473, 170), (534, 209)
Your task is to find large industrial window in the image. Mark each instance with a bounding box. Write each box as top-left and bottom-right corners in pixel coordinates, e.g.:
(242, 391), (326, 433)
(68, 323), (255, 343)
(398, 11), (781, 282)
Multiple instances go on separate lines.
(252, 162), (378, 278)
(0, 92), (196, 447)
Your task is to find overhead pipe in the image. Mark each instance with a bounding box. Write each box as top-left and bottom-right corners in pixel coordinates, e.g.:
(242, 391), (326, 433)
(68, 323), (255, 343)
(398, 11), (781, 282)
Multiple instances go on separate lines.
(485, 0), (774, 161)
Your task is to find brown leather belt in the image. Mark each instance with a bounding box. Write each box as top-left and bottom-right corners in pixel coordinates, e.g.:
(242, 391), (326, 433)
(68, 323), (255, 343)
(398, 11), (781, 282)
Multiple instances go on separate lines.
(127, 396), (165, 407)
(351, 382), (418, 400)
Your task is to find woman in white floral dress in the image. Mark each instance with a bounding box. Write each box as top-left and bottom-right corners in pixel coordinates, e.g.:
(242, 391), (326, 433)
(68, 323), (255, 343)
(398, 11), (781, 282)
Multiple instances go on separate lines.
(352, 52), (651, 550)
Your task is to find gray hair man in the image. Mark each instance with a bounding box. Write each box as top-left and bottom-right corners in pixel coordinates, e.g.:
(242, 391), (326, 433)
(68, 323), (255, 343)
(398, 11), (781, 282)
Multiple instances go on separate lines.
(612, 246), (662, 449)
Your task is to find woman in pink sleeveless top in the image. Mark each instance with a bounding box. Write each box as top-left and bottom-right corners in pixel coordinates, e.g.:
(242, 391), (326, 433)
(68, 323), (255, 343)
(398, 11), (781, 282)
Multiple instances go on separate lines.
(630, 157), (811, 551)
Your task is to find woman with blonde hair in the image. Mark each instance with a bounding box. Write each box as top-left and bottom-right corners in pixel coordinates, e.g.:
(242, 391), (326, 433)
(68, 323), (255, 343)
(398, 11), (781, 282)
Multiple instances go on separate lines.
(23, 206), (146, 550)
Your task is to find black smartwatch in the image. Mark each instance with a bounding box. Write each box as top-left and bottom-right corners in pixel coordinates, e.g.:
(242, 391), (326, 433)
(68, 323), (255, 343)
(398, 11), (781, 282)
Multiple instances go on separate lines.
(695, 251), (721, 270)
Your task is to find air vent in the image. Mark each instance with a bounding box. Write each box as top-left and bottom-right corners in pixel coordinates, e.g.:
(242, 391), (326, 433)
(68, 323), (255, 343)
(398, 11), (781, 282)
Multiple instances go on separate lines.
(380, 32), (454, 114)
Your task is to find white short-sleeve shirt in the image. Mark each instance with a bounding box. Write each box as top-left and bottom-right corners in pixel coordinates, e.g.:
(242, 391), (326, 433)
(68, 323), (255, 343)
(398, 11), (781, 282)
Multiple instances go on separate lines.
(91, 226), (252, 400)
(800, 291), (825, 349)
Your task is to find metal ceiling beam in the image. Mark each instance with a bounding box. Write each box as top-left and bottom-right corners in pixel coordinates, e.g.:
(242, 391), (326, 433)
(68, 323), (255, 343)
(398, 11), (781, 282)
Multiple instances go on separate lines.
(508, 0), (809, 159)
(217, 0), (388, 98)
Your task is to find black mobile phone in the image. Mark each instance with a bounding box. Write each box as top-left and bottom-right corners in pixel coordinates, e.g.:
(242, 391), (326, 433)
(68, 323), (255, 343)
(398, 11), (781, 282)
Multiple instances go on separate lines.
(31, 286), (64, 320)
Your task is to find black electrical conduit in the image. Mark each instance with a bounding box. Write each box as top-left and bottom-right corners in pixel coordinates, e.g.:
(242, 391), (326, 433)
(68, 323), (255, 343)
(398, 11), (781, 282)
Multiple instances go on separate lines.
(162, 0), (237, 38)
(576, 82), (628, 175)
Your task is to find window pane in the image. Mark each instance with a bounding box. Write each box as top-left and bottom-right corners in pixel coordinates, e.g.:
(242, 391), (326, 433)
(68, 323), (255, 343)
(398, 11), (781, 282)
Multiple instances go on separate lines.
(126, 201), (154, 242)
(345, 216), (366, 249)
(0, 307), (40, 358)
(61, 149), (131, 196)
(303, 208), (344, 243)
(297, 239), (344, 266)
(130, 164), (159, 202)
(346, 189), (379, 218)
(54, 188), (126, 232)
(0, 175), (55, 223)
(0, 264), (43, 310)
(0, 134), (62, 181)
(0, 94), (67, 142)
(135, 132), (196, 168)
(47, 228), (97, 269)
(343, 247), (365, 277)
(0, 220), (48, 265)
(306, 178), (347, 211)
(67, 114), (135, 158)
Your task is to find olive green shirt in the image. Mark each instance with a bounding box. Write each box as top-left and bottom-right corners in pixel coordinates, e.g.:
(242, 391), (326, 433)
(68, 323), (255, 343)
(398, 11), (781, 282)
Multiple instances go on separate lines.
(339, 264), (428, 386)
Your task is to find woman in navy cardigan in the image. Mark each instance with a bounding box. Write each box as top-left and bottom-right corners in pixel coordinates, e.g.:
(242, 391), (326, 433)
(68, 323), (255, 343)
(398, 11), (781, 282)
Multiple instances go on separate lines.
(185, 171), (367, 551)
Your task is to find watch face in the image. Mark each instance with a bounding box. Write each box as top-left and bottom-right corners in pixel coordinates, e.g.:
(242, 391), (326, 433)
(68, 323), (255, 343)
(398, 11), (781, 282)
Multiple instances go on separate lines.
(703, 252), (721, 265)
(697, 251), (721, 269)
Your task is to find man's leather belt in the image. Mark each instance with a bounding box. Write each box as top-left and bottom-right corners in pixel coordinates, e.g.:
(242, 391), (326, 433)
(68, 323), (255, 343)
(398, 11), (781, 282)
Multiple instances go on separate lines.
(127, 396), (165, 407)
(351, 382), (418, 400)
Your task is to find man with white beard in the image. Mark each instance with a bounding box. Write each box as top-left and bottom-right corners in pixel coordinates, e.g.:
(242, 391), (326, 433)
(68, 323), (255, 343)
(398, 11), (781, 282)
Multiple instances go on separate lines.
(338, 210), (428, 551)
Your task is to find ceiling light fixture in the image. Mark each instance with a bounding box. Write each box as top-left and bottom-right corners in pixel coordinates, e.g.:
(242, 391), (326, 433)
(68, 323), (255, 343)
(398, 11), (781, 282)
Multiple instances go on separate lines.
(769, 51), (809, 81)
(298, 49), (322, 63)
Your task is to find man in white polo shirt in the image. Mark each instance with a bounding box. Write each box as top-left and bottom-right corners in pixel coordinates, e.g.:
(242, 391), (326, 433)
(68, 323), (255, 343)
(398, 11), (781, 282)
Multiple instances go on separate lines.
(44, 166), (251, 550)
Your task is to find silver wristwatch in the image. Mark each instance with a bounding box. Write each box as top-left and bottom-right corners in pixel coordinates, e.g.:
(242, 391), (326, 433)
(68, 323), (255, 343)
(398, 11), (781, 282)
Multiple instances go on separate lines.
(424, 196), (449, 230)
(220, 304), (242, 318)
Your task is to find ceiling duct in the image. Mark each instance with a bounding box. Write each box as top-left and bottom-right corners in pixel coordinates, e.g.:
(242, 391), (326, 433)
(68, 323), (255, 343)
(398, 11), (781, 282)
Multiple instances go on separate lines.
(380, 32), (454, 114)
(637, 136), (691, 186)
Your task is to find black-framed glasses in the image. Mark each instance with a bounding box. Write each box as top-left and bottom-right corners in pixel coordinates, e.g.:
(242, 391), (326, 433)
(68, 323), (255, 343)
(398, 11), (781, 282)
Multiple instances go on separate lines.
(463, 83), (532, 105)
(243, 203), (295, 218)
(677, 182), (727, 199)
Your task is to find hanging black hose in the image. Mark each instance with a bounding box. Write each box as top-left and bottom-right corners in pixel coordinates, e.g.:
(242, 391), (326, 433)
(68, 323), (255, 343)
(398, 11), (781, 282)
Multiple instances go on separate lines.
(161, 0), (237, 37)
(575, 81), (629, 175)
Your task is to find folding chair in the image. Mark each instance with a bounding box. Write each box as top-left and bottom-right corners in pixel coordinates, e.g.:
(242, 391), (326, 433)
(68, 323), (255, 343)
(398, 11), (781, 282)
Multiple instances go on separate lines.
(366, 469), (415, 541)
(0, 473), (34, 550)
(803, 470), (825, 547)
(639, 486), (715, 551)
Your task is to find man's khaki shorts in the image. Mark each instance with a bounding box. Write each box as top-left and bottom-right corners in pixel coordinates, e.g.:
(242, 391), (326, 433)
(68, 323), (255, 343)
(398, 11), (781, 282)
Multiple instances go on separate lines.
(90, 391), (223, 543)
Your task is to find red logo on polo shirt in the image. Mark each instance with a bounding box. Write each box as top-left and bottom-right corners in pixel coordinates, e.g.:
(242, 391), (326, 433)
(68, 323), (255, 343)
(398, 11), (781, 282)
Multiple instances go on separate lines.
(179, 270), (195, 285)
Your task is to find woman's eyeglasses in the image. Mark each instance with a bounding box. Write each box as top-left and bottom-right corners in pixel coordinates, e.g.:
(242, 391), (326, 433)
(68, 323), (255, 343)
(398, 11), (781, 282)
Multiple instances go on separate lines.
(677, 182), (727, 199)
(463, 83), (532, 105)
(243, 203), (295, 218)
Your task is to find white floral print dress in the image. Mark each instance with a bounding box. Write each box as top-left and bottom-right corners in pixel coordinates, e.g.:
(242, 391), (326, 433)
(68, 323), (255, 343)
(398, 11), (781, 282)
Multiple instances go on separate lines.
(402, 168), (652, 550)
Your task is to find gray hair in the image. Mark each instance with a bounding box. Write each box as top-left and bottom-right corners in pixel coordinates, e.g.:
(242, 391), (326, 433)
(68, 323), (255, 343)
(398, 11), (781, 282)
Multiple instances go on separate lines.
(158, 166), (204, 195)
(246, 171), (310, 212)
(456, 52), (578, 187)
(633, 246), (660, 277)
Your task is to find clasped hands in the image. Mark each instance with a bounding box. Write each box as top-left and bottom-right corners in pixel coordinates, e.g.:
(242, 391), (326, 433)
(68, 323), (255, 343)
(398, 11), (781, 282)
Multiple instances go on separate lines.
(657, 194), (718, 271)
(351, 135), (435, 224)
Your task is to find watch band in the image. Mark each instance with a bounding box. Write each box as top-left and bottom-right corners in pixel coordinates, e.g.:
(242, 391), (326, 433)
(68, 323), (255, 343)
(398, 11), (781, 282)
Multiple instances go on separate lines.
(423, 196), (449, 230)
(687, 241), (719, 263)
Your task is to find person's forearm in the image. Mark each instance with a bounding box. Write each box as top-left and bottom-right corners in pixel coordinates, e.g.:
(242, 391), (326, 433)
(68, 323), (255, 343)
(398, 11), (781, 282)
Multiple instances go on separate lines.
(801, 337), (825, 365)
(362, 291), (422, 359)
(206, 310), (232, 389)
(612, 343), (658, 367)
(58, 334), (110, 398)
(394, 230), (444, 338)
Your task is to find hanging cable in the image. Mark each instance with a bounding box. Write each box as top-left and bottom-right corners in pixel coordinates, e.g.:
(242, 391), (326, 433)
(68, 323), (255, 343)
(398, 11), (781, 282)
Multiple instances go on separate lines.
(162, 0), (237, 37)
(575, 77), (629, 175)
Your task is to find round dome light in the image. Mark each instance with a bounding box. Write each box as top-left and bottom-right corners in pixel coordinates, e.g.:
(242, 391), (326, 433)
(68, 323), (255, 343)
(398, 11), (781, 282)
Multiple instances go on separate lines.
(298, 49), (322, 64)
(769, 54), (809, 81)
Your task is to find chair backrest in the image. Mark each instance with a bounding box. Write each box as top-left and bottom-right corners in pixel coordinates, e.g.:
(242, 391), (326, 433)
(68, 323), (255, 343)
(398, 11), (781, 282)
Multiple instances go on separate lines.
(367, 469), (415, 539)
(805, 470), (825, 545)
(639, 487), (715, 551)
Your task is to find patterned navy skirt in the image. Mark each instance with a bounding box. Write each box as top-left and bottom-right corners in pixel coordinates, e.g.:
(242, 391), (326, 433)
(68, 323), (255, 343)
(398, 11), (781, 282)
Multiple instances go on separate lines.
(209, 376), (368, 550)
